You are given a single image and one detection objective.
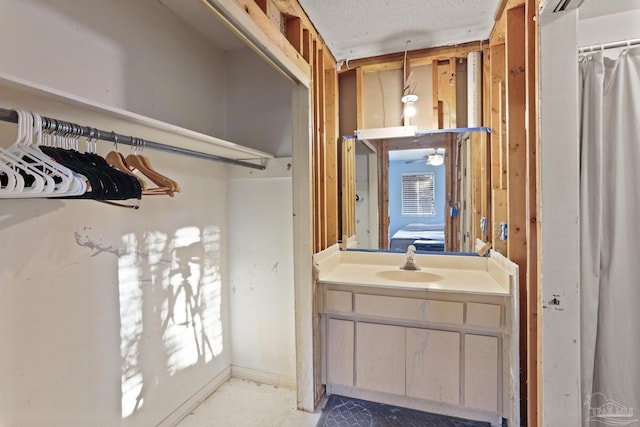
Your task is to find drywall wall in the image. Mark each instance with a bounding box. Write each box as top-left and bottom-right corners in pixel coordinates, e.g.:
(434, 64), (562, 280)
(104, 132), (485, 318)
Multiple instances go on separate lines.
(227, 159), (296, 386)
(0, 130), (232, 426)
(539, 9), (582, 426)
(0, 0), (226, 137)
(224, 49), (294, 157)
(578, 8), (640, 50)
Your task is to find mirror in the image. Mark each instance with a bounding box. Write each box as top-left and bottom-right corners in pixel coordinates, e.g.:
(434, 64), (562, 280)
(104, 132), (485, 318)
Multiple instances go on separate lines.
(340, 127), (490, 253)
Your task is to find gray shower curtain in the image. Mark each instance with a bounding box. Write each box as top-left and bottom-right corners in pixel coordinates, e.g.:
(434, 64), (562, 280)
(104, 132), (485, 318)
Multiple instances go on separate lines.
(580, 47), (640, 425)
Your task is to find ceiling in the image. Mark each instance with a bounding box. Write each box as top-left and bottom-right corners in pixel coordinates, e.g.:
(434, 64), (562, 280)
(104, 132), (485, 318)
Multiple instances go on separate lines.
(296, 0), (640, 62)
(297, 0), (499, 62)
(578, 0), (640, 19)
(162, 0), (640, 62)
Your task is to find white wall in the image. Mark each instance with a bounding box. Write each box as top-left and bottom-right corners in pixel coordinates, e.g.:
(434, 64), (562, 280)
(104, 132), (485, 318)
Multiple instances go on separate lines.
(228, 159), (296, 386)
(578, 9), (640, 50)
(539, 5), (640, 425)
(539, 10), (582, 425)
(0, 0), (255, 425)
(0, 0), (226, 137)
(224, 49), (294, 157)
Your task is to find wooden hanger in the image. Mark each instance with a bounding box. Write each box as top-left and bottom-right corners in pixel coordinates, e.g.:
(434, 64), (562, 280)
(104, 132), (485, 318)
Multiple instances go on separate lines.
(105, 150), (148, 191)
(124, 137), (179, 196)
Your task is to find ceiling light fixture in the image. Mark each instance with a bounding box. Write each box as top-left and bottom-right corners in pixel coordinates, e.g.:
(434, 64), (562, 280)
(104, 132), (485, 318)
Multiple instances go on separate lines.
(402, 40), (418, 120)
(427, 153), (444, 166)
(402, 94), (418, 118)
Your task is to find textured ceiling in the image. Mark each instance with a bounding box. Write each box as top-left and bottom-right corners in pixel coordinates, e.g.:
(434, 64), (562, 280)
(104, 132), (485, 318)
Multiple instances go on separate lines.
(579, 0), (640, 19)
(297, 0), (499, 62)
(160, 0), (640, 61)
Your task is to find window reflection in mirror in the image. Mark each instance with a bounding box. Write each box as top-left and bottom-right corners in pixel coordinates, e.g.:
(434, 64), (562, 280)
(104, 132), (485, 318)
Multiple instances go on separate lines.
(340, 129), (490, 253)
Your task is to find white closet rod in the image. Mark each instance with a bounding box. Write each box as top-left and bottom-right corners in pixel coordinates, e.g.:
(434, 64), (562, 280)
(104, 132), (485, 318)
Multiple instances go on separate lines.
(0, 107), (266, 170)
(579, 38), (640, 53)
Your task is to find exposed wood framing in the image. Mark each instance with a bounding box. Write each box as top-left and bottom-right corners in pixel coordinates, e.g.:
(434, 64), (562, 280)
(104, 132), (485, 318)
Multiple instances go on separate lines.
(525, 0), (540, 424)
(505, 7), (528, 421)
(376, 140), (390, 250)
(240, 0), (339, 253)
(445, 133), (459, 252)
(340, 41), (484, 73)
(341, 137), (356, 241)
(233, 0), (311, 74)
(449, 57), (458, 128)
(324, 56), (339, 247)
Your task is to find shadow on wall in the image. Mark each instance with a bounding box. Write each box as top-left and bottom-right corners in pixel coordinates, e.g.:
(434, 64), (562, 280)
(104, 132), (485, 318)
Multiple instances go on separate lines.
(100, 226), (224, 418)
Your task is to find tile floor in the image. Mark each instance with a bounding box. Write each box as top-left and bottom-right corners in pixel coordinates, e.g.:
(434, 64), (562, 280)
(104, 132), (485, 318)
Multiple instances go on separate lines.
(176, 378), (321, 427)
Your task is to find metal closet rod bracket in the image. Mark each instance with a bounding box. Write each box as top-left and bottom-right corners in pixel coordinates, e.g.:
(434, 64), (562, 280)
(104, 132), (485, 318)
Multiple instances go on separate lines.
(0, 107), (267, 170)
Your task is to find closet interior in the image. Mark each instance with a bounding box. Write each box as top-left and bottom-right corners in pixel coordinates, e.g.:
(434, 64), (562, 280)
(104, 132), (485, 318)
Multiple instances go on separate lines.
(0, 0), (301, 425)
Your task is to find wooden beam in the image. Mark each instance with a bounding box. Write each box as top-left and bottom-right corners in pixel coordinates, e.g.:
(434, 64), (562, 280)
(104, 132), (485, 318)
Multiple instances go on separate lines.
(286, 16), (302, 54)
(449, 57), (458, 128)
(432, 60), (440, 129)
(341, 41), (485, 73)
(505, 5), (528, 422)
(355, 67), (365, 129)
(324, 64), (339, 247)
(490, 44), (506, 189)
(525, 0), (540, 424)
(491, 189), (508, 255)
(490, 10), (506, 47)
(233, 0), (310, 77)
(377, 140), (390, 250)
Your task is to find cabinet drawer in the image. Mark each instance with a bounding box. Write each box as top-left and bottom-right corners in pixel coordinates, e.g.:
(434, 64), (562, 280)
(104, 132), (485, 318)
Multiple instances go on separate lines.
(355, 294), (463, 325)
(466, 303), (501, 329)
(325, 290), (352, 313)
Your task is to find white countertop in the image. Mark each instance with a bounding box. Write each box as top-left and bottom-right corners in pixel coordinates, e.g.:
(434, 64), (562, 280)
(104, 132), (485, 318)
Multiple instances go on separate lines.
(320, 263), (509, 295)
(314, 247), (512, 296)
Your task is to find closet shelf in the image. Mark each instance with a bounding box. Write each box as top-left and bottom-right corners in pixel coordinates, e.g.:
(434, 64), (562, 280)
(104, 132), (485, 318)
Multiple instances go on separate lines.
(0, 73), (274, 169)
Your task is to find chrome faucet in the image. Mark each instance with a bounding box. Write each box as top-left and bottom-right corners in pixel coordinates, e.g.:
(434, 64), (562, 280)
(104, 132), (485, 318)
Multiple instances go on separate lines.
(400, 245), (421, 270)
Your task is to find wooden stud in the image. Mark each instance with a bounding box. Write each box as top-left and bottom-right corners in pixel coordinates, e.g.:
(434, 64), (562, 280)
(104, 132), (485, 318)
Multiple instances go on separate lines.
(438, 61), (452, 128)
(491, 188), (508, 255)
(525, 0), (539, 424)
(302, 28), (311, 63)
(233, 0), (310, 76)
(490, 44), (506, 190)
(286, 17), (302, 54)
(432, 60), (440, 129)
(324, 64), (339, 247)
(355, 67), (365, 129)
(377, 140), (390, 250)
(506, 5), (528, 421)
(449, 57), (458, 128)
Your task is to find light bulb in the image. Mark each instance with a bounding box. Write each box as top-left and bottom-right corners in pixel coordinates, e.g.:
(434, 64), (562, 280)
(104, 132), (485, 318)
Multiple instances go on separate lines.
(404, 102), (416, 118)
(428, 153), (444, 166)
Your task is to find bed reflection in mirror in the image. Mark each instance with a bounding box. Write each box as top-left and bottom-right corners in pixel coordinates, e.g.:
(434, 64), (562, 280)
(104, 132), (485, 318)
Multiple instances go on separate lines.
(340, 128), (491, 253)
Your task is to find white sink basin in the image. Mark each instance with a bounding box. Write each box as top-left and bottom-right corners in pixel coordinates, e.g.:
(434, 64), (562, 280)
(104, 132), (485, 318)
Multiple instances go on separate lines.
(375, 270), (443, 283)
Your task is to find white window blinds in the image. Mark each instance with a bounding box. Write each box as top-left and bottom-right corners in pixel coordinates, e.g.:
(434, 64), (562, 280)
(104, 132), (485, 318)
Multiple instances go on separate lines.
(401, 173), (435, 215)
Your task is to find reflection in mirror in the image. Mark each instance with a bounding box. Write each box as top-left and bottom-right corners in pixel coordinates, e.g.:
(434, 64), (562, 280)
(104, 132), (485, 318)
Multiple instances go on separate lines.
(340, 128), (490, 253)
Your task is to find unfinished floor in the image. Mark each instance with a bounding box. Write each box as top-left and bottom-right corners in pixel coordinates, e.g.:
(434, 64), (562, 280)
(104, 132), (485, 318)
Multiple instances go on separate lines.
(176, 378), (321, 427)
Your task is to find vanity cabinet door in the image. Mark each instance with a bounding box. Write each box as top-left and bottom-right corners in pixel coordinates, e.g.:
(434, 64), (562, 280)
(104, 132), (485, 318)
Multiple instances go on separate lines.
(464, 334), (499, 412)
(356, 322), (405, 395)
(406, 328), (460, 405)
(327, 319), (354, 387)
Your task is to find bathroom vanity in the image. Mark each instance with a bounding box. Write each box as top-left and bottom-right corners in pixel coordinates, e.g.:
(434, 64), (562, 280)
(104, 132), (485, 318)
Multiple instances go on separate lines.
(314, 246), (519, 427)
